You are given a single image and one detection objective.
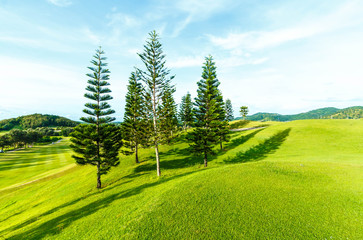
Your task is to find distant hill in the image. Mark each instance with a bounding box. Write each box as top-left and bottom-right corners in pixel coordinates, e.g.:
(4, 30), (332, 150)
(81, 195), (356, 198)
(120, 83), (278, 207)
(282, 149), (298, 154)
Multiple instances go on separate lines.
(323, 106), (363, 119)
(0, 114), (79, 130)
(237, 106), (363, 122)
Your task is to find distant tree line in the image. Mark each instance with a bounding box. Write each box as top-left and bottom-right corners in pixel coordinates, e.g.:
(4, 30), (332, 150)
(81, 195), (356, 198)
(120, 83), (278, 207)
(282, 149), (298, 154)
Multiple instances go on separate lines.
(0, 127), (66, 151)
(0, 114), (79, 130)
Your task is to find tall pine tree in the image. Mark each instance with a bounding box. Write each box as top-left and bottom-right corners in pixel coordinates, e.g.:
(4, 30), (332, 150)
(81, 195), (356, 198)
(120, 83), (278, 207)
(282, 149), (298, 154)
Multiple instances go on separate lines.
(70, 47), (122, 189)
(187, 55), (222, 167)
(122, 70), (149, 163)
(179, 92), (194, 130)
(138, 30), (175, 176)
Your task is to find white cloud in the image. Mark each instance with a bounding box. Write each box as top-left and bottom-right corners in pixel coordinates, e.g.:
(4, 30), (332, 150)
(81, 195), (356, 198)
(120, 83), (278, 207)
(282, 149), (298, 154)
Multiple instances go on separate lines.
(171, 0), (233, 37)
(47, 0), (72, 7)
(81, 27), (101, 45)
(0, 56), (84, 111)
(209, 1), (363, 52)
(168, 56), (204, 68)
(106, 12), (139, 27)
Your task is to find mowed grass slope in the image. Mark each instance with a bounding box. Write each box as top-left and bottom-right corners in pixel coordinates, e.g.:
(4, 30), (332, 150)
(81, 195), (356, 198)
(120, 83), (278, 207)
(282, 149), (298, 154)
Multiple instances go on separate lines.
(0, 119), (362, 239)
(0, 139), (74, 190)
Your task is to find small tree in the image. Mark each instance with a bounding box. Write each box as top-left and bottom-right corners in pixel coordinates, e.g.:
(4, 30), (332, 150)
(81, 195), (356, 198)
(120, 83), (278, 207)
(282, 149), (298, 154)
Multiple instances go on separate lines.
(187, 55), (222, 167)
(240, 106), (249, 119)
(122, 70), (149, 163)
(179, 92), (194, 130)
(70, 47), (122, 189)
(225, 99), (234, 121)
(138, 30), (175, 176)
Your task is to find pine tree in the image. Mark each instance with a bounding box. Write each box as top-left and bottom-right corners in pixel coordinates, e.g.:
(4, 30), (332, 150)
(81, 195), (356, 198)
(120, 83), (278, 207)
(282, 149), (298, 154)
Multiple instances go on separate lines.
(70, 47), (122, 189)
(179, 92), (194, 130)
(138, 30), (175, 176)
(215, 91), (230, 150)
(160, 83), (178, 144)
(187, 55), (222, 167)
(122, 70), (149, 163)
(225, 99), (234, 121)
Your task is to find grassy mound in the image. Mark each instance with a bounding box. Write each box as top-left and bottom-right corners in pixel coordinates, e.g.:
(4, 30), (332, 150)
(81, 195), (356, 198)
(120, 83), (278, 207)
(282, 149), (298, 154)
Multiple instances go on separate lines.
(0, 119), (362, 239)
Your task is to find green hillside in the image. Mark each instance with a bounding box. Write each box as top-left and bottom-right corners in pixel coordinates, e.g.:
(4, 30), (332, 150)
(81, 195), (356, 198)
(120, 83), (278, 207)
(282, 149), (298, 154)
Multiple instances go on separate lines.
(243, 106), (363, 121)
(0, 119), (362, 239)
(324, 106), (363, 119)
(0, 114), (79, 130)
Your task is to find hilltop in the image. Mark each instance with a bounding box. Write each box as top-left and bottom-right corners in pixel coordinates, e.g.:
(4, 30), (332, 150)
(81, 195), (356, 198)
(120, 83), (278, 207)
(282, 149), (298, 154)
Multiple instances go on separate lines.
(240, 106), (363, 121)
(0, 119), (362, 239)
(0, 114), (79, 130)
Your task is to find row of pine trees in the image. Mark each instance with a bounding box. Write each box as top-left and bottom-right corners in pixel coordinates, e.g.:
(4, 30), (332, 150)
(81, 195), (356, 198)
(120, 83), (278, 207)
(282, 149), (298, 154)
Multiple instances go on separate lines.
(70, 31), (236, 188)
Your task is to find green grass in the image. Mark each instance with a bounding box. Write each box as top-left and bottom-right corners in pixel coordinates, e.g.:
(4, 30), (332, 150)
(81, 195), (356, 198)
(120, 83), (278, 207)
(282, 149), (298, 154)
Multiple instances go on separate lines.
(0, 139), (74, 190)
(0, 119), (362, 239)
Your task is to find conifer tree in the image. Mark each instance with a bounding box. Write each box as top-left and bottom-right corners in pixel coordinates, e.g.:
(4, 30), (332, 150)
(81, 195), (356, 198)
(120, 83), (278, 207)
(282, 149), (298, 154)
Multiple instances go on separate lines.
(179, 92), (194, 130)
(215, 91), (230, 150)
(225, 99), (234, 121)
(70, 47), (122, 189)
(187, 55), (222, 167)
(138, 30), (175, 176)
(122, 70), (149, 163)
(160, 83), (178, 143)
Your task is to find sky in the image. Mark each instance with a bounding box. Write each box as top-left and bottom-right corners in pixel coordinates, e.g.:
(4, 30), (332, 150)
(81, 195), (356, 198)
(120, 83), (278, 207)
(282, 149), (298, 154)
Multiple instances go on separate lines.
(0, 0), (362, 121)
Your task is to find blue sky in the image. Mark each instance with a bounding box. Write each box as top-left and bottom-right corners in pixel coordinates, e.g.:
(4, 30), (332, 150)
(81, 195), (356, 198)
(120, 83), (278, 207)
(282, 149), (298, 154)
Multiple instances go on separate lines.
(0, 0), (362, 121)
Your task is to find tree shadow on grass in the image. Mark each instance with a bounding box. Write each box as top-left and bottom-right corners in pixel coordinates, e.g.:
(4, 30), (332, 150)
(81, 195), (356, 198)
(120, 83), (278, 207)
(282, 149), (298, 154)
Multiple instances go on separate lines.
(7, 171), (200, 240)
(133, 147), (200, 173)
(223, 128), (265, 152)
(224, 128), (291, 164)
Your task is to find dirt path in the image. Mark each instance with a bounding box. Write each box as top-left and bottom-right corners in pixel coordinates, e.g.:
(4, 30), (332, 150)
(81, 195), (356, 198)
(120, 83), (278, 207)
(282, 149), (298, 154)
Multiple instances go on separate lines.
(230, 126), (266, 132)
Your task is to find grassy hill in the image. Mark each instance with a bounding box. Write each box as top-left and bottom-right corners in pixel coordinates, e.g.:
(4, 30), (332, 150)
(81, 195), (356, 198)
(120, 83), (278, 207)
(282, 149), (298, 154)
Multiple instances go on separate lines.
(0, 114), (79, 130)
(0, 119), (362, 239)
(243, 106), (363, 121)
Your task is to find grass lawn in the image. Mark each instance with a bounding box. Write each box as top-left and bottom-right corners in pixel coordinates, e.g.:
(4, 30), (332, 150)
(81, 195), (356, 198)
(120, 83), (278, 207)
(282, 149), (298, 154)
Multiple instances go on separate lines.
(0, 119), (362, 239)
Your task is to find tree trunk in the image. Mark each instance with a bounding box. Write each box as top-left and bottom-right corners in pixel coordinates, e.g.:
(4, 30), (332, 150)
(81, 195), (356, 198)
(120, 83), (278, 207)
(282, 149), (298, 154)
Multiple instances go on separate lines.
(220, 140), (223, 150)
(97, 162), (101, 189)
(204, 151), (208, 167)
(155, 143), (161, 176)
(135, 144), (139, 163)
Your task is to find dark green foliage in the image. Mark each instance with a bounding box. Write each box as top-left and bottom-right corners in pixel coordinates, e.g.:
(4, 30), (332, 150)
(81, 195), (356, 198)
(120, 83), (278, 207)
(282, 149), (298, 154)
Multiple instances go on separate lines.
(323, 106), (363, 119)
(0, 114), (78, 130)
(179, 92), (194, 129)
(70, 124), (121, 175)
(187, 55), (224, 167)
(0, 134), (11, 150)
(137, 30), (175, 176)
(0, 129), (53, 151)
(122, 71), (150, 163)
(60, 127), (74, 137)
(215, 92), (230, 150)
(225, 99), (234, 121)
(160, 83), (178, 144)
(81, 48), (115, 125)
(70, 47), (121, 189)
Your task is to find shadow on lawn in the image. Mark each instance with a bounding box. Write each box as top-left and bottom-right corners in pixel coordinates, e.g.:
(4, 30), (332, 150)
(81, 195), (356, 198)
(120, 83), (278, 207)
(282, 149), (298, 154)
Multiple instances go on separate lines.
(7, 170), (199, 240)
(223, 128), (265, 152)
(224, 128), (291, 164)
(134, 147), (200, 173)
